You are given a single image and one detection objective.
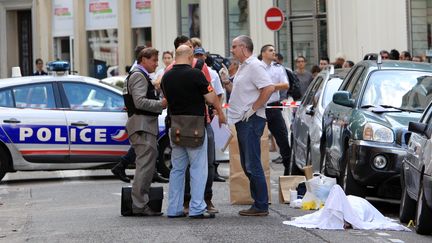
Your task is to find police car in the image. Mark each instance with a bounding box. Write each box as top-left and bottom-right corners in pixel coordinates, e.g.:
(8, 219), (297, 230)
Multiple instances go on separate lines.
(0, 61), (169, 181)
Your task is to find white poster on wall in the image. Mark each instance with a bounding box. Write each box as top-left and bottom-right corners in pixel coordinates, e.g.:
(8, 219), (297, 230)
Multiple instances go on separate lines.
(86, 0), (118, 30)
(52, 0), (74, 37)
(131, 0), (151, 28)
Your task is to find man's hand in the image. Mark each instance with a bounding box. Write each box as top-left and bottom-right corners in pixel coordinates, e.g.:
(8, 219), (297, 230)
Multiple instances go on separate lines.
(242, 108), (255, 122)
(219, 63), (230, 84)
(161, 98), (168, 109)
(217, 112), (226, 127)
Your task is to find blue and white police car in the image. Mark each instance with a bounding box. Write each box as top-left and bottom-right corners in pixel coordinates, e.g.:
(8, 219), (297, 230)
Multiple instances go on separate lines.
(0, 61), (170, 181)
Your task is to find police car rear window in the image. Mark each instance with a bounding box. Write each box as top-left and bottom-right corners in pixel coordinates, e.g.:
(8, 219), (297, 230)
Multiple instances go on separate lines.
(13, 83), (55, 109)
(0, 89), (13, 107)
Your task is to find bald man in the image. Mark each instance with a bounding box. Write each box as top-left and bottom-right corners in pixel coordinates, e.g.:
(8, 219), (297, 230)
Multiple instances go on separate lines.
(161, 45), (226, 219)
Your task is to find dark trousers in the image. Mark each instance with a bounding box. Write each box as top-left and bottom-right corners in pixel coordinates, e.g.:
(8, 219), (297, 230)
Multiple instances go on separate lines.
(119, 147), (136, 167)
(266, 108), (291, 171)
(185, 125), (215, 202)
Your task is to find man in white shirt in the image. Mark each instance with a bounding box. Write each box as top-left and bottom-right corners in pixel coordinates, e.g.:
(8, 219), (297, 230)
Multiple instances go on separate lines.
(260, 44), (291, 176)
(228, 35), (274, 216)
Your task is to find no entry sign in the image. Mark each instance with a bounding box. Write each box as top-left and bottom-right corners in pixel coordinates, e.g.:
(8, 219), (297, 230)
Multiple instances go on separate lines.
(265, 7), (285, 31)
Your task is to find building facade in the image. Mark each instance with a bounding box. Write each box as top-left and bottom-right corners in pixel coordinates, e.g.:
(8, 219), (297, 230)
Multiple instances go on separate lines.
(0, 0), (423, 79)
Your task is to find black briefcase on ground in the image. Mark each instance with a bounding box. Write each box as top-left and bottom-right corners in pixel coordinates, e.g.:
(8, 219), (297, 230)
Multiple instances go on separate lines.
(121, 186), (163, 216)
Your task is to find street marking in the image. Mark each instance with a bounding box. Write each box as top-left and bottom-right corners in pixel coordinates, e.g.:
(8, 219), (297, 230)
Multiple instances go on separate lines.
(266, 16), (282, 22)
(388, 239), (404, 243)
(376, 232), (391, 236)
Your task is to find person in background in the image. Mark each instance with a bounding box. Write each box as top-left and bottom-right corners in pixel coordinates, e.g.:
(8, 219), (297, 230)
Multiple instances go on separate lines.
(190, 37), (202, 48)
(294, 56), (313, 98)
(333, 54), (345, 68)
(193, 47), (227, 183)
(311, 65), (321, 78)
(389, 49), (400, 60)
(260, 44), (291, 176)
(275, 53), (284, 65)
(380, 50), (390, 60)
(154, 51), (174, 80)
(412, 56), (423, 62)
(400, 51), (412, 61)
(343, 60), (355, 68)
(228, 35), (274, 216)
(34, 58), (48, 75)
(319, 57), (330, 70)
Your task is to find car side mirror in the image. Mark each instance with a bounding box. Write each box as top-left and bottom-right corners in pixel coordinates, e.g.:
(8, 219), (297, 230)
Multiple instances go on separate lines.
(333, 91), (355, 108)
(408, 121), (431, 139)
(305, 105), (315, 116)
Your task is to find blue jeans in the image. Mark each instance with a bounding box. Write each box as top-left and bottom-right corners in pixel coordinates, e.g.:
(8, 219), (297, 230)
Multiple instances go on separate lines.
(235, 114), (268, 211)
(167, 130), (208, 217)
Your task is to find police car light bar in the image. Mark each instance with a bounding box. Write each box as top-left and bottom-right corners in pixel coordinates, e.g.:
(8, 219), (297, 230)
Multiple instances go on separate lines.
(47, 61), (70, 72)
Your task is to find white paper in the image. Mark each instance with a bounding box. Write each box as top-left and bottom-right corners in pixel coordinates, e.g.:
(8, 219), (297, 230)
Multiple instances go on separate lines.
(210, 115), (232, 151)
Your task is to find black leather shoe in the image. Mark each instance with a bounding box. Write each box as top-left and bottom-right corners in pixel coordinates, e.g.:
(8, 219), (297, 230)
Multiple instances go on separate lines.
(152, 173), (169, 183)
(213, 175), (226, 182)
(111, 164), (130, 183)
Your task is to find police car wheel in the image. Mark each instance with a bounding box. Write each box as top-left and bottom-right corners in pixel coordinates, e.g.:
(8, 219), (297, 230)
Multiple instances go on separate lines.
(157, 135), (171, 178)
(0, 146), (9, 181)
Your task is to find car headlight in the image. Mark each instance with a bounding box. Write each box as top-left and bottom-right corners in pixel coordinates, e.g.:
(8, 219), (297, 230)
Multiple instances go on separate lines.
(363, 122), (394, 143)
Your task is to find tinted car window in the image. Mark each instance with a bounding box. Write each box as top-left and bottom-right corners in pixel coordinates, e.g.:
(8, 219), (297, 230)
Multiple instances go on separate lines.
(322, 78), (343, 107)
(63, 82), (124, 111)
(346, 67), (365, 99)
(302, 77), (323, 106)
(361, 71), (432, 111)
(13, 83), (55, 109)
(0, 89), (13, 107)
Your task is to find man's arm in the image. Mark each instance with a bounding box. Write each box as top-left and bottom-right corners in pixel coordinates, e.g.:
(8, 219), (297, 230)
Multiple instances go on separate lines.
(252, 85), (275, 111)
(273, 83), (289, 91)
(204, 91), (226, 126)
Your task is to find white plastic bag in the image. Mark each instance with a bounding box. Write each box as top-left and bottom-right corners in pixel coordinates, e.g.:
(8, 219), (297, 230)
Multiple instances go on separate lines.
(305, 174), (336, 203)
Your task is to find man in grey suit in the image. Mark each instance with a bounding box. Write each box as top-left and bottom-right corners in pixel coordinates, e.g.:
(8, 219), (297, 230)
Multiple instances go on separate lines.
(123, 47), (167, 216)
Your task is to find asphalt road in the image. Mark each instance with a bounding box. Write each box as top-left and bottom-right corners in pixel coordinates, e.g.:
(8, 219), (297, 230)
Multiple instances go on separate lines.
(0, 162), (431, 243)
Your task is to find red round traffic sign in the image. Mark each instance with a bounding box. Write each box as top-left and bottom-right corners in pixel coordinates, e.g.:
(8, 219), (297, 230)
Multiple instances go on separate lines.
(265, 7), (285, 31)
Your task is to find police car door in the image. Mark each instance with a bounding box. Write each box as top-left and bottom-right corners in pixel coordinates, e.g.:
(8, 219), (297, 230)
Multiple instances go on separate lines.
(61, 81), (129, 163)
(0, 82), (69, 163)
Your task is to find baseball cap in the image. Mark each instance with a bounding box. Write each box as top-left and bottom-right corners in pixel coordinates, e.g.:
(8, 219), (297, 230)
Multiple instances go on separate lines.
(193, 47), (206, 55)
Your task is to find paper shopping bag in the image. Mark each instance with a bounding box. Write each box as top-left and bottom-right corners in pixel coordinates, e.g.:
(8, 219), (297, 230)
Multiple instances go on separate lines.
(278, 176), (306, 204)
(229, 124), (271, 204)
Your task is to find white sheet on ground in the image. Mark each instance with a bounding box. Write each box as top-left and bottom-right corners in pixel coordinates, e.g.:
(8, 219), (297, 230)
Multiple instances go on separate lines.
(283, 185), (410, 231)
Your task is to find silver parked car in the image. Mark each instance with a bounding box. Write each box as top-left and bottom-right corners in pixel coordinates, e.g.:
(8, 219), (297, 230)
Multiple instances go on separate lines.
(290, 66), (350, 174)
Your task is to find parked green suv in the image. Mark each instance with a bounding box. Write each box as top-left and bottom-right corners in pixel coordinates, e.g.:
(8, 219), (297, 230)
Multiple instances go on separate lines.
(321, 60), (432, 198)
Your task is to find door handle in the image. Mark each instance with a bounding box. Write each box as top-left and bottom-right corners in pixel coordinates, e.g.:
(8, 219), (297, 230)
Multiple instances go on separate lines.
(71, 121), (88, 127)
(3, 118), (21, 123)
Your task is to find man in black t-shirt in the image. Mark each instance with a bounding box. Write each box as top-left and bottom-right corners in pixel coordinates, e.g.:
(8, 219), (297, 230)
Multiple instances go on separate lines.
(161, 45), (226, 219)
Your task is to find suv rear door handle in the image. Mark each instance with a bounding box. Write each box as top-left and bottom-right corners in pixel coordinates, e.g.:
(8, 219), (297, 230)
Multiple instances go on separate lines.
(71, 121), (88, 127)
(3, 118), (21, 123)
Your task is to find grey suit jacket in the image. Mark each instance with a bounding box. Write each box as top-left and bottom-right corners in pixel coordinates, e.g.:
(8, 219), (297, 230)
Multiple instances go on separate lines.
(124, 70), (164, 136)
